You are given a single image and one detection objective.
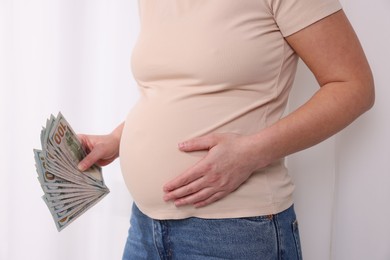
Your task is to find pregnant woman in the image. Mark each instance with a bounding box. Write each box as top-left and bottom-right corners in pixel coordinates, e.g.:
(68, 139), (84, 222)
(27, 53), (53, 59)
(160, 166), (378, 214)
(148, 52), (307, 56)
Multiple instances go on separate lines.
(78, 0), (374, 259)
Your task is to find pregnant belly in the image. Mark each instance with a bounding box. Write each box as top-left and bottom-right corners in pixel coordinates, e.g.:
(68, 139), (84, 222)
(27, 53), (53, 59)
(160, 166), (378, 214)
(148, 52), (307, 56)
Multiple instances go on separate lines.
(119, 100), (207, 210)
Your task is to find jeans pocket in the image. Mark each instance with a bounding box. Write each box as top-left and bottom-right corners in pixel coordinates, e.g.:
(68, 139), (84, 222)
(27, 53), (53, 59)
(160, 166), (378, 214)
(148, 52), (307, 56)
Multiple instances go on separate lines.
(292, 219), (303, 260)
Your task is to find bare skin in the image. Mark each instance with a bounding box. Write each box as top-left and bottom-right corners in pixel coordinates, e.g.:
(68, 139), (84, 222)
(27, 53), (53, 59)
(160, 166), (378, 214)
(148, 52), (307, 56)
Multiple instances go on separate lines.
(78, 10), (375, 208)
(77, 123), (124, 171)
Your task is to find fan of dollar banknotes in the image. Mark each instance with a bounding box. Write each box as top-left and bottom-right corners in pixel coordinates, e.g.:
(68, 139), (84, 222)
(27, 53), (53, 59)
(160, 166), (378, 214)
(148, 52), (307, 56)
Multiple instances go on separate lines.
(33, 112), (110, 231)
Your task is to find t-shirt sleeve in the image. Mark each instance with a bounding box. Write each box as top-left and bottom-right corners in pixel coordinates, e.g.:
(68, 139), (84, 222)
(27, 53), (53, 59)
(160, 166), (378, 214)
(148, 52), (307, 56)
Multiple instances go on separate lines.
(271, 0), (342, 37)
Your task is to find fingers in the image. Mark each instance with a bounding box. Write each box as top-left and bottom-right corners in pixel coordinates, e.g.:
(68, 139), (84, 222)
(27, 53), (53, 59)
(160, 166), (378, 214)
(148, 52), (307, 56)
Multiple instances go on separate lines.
(166, 134), (221, 191)
(77, 144), (105, 171)
(163, 160), (213, 192)
(165, 183), (227, 208)
(164, 133), (228, 207)
(163, 176), (204, 201)
(163, 159), (231, 207)
(164, 133), (249, 208)
(175, 189), (226, 208)
(193, 191), (226, 208)
(77, 134), (89, 149)
(178, 134), (219, 152)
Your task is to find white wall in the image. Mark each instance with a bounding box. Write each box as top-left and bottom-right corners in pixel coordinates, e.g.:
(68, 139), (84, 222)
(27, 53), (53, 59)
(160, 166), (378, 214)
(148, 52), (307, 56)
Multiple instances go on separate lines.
(1, 1), (389, 259)
(331, 1), (390, 259)
(288, 0), (390, 259)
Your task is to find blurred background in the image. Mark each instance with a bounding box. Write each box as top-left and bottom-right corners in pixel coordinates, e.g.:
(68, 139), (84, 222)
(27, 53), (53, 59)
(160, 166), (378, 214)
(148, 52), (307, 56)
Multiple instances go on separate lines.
(0, 0), (389, 259)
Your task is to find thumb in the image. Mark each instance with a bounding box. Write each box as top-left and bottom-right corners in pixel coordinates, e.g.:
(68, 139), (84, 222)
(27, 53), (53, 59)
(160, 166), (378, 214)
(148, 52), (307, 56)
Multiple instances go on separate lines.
(178, 134), (219, 152)
(77, 145), (104, 171)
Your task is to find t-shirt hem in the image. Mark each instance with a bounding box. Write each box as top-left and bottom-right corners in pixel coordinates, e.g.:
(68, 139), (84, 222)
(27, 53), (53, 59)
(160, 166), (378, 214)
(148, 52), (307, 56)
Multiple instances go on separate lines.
(136, 198), (294, 220)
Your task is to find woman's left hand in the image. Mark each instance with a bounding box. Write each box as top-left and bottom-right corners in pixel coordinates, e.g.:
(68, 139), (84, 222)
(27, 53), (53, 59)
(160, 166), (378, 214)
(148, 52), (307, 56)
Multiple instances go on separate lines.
(163, 133), (267, 208)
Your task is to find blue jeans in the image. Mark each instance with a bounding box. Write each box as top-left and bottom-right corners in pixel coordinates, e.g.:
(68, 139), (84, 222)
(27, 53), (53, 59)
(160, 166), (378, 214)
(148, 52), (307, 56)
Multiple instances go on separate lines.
(123, 203), (302, 260)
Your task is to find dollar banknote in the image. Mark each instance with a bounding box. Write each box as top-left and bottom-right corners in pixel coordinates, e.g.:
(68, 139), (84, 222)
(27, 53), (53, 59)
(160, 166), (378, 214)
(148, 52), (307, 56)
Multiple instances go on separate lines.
(34, 112), (109, 231)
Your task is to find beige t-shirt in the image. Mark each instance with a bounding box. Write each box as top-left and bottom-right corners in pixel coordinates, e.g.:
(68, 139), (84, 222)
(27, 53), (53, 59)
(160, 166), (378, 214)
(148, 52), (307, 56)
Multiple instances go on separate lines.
(120, 0), (342, 219)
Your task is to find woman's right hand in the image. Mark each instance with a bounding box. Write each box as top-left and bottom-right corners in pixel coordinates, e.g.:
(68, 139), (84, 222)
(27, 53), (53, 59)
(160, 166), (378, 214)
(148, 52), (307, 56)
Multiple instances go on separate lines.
(77, 123), (124, 171)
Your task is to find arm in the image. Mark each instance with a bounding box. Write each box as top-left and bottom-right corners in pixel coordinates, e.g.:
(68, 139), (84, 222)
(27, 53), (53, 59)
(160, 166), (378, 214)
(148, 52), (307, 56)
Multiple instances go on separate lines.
(77, 122), (125, 171)
(163, 10), (375, 207)
(246, 10), (375, 168)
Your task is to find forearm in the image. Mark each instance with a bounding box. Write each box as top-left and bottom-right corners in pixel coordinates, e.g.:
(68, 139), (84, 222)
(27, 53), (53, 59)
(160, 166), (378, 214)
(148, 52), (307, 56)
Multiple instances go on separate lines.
(249, 80), (374, 169)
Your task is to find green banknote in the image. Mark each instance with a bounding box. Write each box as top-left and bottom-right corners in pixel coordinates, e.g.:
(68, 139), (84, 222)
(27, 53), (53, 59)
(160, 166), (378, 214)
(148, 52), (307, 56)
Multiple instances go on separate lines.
(34, 112), (109, 231)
